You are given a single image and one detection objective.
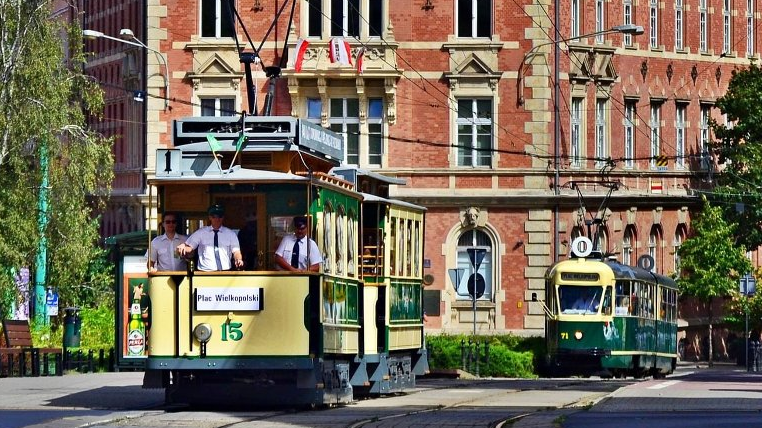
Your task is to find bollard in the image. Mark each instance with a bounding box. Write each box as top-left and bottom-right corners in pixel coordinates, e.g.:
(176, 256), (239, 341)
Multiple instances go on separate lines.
(467, 338), (474, 373)
(461, 339), (467, 372)
(751, 341), (760, 372)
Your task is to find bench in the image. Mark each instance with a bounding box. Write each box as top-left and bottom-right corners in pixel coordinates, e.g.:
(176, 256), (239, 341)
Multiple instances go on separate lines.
(0, 320), (63, 376)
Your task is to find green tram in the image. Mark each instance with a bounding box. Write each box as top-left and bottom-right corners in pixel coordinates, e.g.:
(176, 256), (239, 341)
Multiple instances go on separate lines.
(143, 116), (428, 405)
(543, 237), (678, 378)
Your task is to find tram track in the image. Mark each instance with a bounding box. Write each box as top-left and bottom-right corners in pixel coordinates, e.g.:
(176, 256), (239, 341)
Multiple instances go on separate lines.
(101, 378), (630, 428)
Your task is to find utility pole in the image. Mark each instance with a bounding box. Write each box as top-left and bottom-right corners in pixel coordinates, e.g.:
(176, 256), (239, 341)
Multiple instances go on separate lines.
(34, 137), (49, 326)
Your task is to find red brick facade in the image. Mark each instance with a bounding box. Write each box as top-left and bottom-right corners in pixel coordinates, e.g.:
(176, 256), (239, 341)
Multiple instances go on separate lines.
(83, 0), (760, 341)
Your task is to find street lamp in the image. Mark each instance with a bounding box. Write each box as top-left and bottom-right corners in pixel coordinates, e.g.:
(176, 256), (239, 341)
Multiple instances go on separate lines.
(515, 23), (643, 263)
(83, 29), (169, 110)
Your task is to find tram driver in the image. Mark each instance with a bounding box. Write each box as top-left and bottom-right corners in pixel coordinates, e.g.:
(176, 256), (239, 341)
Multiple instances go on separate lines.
(176, 204), (244, 271)
(274, 216), (323, 272)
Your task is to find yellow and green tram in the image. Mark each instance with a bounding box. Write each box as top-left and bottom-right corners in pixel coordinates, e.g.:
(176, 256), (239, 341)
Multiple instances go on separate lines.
(543, 237), (678, 378)
(143, 116), (428, 405)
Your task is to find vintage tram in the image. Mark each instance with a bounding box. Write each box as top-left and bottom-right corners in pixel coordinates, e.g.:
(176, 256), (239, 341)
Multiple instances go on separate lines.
(542, 236), (678, 378)
(142, 116), (428, 405)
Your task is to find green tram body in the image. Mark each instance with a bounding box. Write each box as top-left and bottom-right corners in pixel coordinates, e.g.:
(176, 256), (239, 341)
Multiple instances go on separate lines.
(144, 117), (428, 406)
(544, 256), (678, 378)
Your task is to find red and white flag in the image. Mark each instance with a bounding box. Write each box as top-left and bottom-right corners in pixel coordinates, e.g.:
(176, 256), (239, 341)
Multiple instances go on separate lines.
(294, 38), (309, 72)
(329, 37), (352, 66)
(356, 46), (366, 74)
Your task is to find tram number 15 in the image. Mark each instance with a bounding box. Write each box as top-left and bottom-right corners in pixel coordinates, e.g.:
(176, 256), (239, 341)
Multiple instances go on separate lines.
(560, 332), (569, 340)
(221, 322), (244, 341)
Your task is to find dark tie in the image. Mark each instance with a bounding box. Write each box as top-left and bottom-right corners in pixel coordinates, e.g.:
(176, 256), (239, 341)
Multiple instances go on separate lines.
(291, 238), (300, 268)
(213, 230), (223, 271)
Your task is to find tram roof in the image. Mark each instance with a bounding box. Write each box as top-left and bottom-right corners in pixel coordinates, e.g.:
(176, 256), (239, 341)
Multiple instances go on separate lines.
(172, 116), (344, 165)
(148, 165), (307, 185)
(605, 259), (677, 288)
(331, 167), (407, 186)
(360, 192), (427, 211)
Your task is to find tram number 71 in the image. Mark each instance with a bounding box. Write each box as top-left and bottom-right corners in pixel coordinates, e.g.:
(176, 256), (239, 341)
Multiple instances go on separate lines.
(221, 322), (244, 341)
(560, 332), (569, 340)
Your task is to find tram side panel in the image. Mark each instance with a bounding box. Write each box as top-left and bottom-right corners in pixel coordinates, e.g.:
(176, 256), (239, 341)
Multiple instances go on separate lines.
(146, 273), (354, 405)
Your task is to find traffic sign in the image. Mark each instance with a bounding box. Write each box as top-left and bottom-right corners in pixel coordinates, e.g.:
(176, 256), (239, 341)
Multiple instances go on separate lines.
(637, 254), (655, 271)
(467, 273), (485, 299)
(740, 274), (756, 296)
(467, 248), (486, 270)
(571, 236), (593, 258)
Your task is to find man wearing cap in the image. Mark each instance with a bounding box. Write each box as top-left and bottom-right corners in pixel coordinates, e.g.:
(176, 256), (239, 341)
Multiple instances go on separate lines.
(274, 216), (322, 272)
(177, 204), (244, 271)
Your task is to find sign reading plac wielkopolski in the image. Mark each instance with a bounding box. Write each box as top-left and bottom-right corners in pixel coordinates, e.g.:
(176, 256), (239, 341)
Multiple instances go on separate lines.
(195, 288), (264, 311)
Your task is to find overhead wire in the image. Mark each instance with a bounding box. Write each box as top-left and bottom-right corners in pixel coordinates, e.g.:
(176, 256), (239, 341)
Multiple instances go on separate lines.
(117, 2), (748, 171)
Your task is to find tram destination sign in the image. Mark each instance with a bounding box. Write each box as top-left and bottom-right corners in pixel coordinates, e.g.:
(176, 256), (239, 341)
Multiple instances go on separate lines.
(298, 119), (344, 161)
(561, 272), (600, 281)
(195, 287), (264, 311)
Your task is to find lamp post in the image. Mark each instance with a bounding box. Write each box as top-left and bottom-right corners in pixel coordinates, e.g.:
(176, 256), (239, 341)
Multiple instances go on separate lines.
(83, 29), (169, 110)
(517, 23), (643, 262)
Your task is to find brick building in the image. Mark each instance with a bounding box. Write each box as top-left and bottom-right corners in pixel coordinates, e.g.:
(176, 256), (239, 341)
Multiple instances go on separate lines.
(79, 0), (758, 345)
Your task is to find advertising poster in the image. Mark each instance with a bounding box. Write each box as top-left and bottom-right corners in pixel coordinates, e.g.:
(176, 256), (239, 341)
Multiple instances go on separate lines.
(121, 255), (149, 359)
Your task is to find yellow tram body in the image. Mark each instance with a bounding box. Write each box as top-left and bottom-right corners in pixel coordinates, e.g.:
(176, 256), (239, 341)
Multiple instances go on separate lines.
(544, 248), (678, 378)
(143, 116), (427, 405)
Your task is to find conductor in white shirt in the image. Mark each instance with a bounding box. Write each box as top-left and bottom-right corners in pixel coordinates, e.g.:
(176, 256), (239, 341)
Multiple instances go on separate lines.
(177, 204), (244, 271)
(148, 212), (187, 272)
(274, 216), (322, 272)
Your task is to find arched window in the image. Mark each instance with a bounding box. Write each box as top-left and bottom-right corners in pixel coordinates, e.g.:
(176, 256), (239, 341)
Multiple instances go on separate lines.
(597, 226), (609, 254)
(674, 224), (687, 276)
(455, 229), (493, 301)
(571, 226), (584, 239)
(648, 225), (662, 273)
(623, 225), (636, 266)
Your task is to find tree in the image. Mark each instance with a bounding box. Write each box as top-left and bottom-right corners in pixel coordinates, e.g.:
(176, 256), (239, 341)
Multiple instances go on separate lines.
(710, 63), (762, 250)
(678, 197), (752, 366)
(0, 1), (113, 319)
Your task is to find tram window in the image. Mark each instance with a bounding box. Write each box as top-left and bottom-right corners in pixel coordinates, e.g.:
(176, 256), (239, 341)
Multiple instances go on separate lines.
(602, 286), (612, 315)
(615, 281), (631, 316)
(559, 285), (603, 314)
(631, 282), (641, 317)
(389, 220), (396, 274)
(398, 218), (405, 276)
(406, 220), (412, 276)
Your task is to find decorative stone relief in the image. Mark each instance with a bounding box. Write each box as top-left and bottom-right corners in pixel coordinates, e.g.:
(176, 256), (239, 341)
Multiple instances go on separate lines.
(462, 206), (481, 228)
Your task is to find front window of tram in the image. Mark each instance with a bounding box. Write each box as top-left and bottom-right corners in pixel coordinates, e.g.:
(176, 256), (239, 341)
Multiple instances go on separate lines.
(559, 285), (610, 314)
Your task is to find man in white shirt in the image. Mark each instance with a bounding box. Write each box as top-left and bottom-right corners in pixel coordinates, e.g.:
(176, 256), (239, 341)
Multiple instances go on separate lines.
(177, 204), (244, 271)
(274, 216), (322, 272)
(148, 212), (187, 272)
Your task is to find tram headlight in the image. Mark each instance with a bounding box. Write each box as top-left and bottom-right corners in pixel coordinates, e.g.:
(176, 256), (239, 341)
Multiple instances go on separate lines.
(574, 330), (583, 340)
(193, 323), (213, 343)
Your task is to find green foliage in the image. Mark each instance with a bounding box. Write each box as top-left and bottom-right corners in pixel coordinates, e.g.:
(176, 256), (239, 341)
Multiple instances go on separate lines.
(723, 279), (762, 334)
(426, 334), (465, 369)
(0, 2), (113, 317)
(426, 334), (540, 378)
(480, 344), (535, 378)
(710, 63), (762, 249)
(30, 302), (115, 352)
(677, 197), (752, 303)
(79, 302), (116, 350)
